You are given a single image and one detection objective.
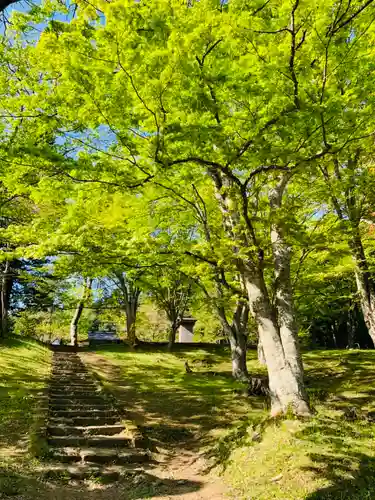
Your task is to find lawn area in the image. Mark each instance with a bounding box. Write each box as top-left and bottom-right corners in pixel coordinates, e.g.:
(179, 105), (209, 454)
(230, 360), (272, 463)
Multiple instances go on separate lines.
(0, 338), (51, 495)
(1, 340), (375, 499)
(82, 345), (375, 500)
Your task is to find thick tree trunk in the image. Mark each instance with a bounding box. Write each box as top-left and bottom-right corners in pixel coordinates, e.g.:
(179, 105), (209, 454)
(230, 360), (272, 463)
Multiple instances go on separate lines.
(70, 278), (92, 347)
(263, 176), (310, 415)
(231, 301), (249, 380)
(349, 228), (375, 346)
(243, 267), (310, 416)
(216, 301), (249, 380)
(126, 312), (137, 345)
(257, 339), (266, 365)
(229, 331), (248, 380)
(209, 169), (309, 415)
(269, 177), (305, 379)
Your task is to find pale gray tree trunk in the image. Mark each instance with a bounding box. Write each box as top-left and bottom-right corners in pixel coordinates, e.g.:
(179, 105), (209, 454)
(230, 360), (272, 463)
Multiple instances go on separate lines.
(219, 300), (249, 381)
(70, 277), (92, 347)
(269, 175), (305, 378)
(257, 339), (266, 365)
(229, 330), (248, 380)
(350, 229), (375, 346)
(243, 266), (310, 416)
(323, 156), (375, 347)
(266, 175), (310, 414)
(210, 169), (309, 415)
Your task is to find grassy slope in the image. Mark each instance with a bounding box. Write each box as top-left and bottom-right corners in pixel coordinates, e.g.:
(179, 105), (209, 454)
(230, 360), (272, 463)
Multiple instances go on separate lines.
(84, 345), (375, 500)
(0, 338), (51, 493)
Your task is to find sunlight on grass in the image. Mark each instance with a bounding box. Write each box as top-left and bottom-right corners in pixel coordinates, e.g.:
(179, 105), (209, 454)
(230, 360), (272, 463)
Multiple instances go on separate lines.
(84, 345), (375, 499)
(0, 338), (51, 473)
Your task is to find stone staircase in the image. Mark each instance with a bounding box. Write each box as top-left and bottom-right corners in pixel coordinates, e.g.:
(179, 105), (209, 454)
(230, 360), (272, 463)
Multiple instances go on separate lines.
(44, 350), (149, 482)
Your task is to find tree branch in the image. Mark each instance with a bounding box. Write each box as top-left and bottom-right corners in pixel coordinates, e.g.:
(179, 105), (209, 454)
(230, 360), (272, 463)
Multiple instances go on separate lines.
(329, 0), (375, 35)
(252, 0), (271, 16)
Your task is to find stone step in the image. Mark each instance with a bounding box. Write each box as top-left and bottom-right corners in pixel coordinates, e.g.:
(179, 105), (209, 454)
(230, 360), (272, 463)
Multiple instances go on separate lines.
(49, 392), (101, 399)
(49, 383), (98, 389)
(51, 372), (88, 376)
(47, 424), (125, 437)
(49, 387), (99, 393)
(50, 377), (91, 383)
(49, 400), (109, 408)
(83, 448), (150, 465)
(50, 447), (149, 465)
(49, 397), (106, 405)
(49, 409), (118, 418)
(49, 416), (120, 426)
(48, 435), (132, 448)
(49, 387), (100, 393)
(39, 463), (130, 482)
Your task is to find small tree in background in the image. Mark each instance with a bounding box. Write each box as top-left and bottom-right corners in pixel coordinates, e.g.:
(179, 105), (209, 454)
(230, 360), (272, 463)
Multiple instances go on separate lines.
(146, 271), (192, 350)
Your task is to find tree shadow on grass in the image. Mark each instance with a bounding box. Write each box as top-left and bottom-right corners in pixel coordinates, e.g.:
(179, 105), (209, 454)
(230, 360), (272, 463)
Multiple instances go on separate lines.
(82, 349), (265, 453)
(304, 453), (375, 499)
(0, 467), (202, 500)
(296, 413), (375, 499)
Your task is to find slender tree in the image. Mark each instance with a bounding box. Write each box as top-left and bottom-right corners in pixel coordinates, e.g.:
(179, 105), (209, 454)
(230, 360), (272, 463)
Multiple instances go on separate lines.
(70, 277), (92, 346)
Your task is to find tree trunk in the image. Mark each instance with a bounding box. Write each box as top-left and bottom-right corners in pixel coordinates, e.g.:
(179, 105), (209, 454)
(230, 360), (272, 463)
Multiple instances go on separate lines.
(243, 267), (310, 416)
(269, 176), (305, 380)
(347, 307), (355, 348)
(217, 301), (249, 380)
(0, 261), (11, 338)
(125, 290), (140, 345)
(209, 169), (309, 415)
(325, 156), (375, 347)
(257, 339), (266, 365)
(231, 301), (249, 380)
(349, 228), (375, 346)
(229, 331), (248, 380)
(126, 312), (137, 346)
(70, 277), (92, 347)
(168, 322), (179, 351)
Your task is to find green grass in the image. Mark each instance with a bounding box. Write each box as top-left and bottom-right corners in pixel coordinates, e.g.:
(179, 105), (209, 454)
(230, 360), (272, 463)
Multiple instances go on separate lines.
(83, 345), (375, 499)
(0, 337), (51, 494)
(1, 339), (375, 499)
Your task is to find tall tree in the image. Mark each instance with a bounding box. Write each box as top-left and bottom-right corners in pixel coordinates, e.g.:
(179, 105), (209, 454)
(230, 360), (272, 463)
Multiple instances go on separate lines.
(318, 152), (375, 345)
(146, 271), (192, 350)
(3, 0), (375, 414)
(109, 271), (141, 345)
(70, 276), (92, 346)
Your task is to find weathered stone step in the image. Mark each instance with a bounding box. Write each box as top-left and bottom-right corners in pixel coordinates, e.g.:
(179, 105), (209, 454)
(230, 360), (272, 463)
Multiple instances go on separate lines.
(49, 382), (98, 388)
(50, 447), (149, 465)
(51, 369), (88, 373)
(47, 424), (125, 437)
(39, 463), (129, 482)
(49, 416), (120, 426)
(49, 392), (101, 399)
(49, 397), (105, 405)
(50, 377), (91, 382)
(49, 387), (99, 393)
(83, 448), (150, 465)
(49, 409), (117, 418)
(48, 435), (132, 448)
(49, 383), (97, 389)
(49, 398), (108, 410)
